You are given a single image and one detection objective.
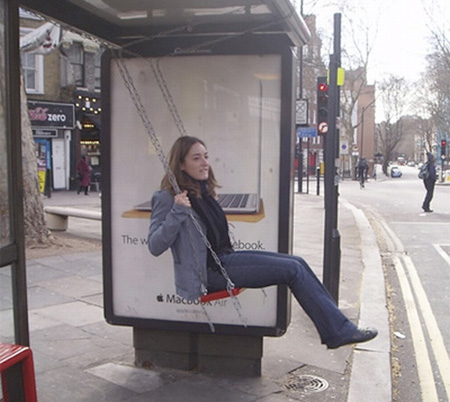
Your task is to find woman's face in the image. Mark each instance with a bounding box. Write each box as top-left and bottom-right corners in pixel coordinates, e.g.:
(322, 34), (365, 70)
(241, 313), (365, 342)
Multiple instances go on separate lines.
(181, 142), (209, 181)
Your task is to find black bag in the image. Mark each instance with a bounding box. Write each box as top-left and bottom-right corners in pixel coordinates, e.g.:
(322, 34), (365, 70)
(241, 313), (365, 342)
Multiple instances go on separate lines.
(418, 163), (429, 180)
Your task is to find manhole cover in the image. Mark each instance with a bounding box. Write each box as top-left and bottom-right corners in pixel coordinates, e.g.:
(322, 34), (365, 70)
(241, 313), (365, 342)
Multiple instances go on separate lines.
(284, 374), (329, 393)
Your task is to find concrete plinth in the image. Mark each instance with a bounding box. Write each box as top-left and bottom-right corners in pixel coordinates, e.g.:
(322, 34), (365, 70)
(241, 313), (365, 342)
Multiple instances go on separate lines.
(134, 328), (263, 376)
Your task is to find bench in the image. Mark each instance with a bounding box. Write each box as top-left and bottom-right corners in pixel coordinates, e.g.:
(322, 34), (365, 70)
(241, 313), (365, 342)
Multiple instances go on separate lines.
(44, 206), (102, 231)
(0, 343), (38, 402)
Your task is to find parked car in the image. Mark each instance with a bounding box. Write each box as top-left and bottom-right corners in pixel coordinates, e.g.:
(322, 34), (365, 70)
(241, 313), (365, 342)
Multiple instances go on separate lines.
(390, 166), (402, 178)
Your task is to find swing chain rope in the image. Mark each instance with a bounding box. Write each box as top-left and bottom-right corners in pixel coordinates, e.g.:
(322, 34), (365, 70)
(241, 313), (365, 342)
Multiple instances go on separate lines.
(149, 59), (188, 138)
(65, 2), (299, 330)
(113, 52), (248, 328)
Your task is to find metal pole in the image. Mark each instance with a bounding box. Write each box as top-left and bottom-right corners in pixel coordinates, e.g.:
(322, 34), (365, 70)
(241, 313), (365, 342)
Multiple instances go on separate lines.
(296, 0), (304, 194)
(298, 144), (303, 193)
(360, 107), (365, 159)
(322, 14), (341, 304)
(306, 137), (310, 193)
(316, 166), (320, 195)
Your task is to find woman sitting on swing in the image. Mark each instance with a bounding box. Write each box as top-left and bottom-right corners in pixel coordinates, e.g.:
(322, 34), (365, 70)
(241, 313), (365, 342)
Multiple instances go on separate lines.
(148, 136), (377, 349)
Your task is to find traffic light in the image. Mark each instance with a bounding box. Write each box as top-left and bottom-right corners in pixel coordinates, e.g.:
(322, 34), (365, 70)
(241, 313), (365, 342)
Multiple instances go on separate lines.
(441, 139), (447, 160)
(316, 76), (329, 135)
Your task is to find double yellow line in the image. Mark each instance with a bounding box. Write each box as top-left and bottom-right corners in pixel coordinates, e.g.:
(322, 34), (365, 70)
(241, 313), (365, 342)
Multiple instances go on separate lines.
(383, 221), (450, 401)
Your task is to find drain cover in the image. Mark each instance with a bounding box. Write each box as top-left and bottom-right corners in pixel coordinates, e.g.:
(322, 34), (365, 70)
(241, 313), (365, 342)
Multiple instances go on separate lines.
(284, 374), (329, 393)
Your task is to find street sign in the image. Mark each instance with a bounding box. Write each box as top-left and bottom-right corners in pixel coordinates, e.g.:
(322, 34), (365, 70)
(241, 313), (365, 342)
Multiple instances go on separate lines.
(318, 122), (328, 134)
(295, 99), (308, 125)
(297, 126), (317, 138)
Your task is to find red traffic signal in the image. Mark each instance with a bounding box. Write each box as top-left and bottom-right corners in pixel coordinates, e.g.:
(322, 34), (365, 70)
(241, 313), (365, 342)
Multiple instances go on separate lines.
(318, 82), (328, 92)
(441, 139), (447, 159)
(316, 77), (329, 135)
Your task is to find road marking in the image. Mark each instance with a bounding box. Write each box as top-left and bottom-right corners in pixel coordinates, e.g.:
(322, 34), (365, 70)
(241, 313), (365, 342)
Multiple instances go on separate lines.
(403, 254), (450, 399)
(390, 222), (450, 225)
(393, 255), (439, 402)
(354, 207), (450, 400)
(433, 244), (450, 266)
(384, 217), (450, 401)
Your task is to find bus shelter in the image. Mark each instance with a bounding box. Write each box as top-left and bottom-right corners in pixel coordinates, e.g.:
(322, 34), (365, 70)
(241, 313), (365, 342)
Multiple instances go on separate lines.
(3, 0), (310, 376)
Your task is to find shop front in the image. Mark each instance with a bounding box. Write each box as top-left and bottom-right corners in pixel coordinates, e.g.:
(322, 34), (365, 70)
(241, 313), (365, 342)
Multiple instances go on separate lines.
(75, 91), (102, 191)
(28, 100), (75, 191)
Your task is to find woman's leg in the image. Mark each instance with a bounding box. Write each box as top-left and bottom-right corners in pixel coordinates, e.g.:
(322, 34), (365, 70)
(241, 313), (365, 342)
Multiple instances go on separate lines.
(208, 250), (357, 346)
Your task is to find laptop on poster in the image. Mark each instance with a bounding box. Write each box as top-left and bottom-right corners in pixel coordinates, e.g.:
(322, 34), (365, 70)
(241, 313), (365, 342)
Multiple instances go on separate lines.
(216, 81), (263, 214)
(134, 81), (264, 214)
(134, 151), (261, 214)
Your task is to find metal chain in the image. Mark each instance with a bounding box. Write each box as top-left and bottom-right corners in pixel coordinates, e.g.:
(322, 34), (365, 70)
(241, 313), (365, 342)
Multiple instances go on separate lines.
(113, 52), (247, 328)
(149, 59), (188, 137)
(62, 2), (298, 330)
(146, 56), (248, 325)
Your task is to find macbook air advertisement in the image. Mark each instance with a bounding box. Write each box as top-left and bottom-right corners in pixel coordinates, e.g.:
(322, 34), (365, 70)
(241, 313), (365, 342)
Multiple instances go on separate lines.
(102, 52), (296, 335)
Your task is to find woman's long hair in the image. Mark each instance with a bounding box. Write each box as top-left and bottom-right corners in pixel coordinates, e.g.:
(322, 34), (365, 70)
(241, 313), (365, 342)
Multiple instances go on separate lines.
(161, 136), (219, 198)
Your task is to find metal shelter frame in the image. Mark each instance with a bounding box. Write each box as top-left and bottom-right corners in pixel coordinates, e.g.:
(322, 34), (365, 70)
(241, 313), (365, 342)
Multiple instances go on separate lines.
(3, 0), (311, 342)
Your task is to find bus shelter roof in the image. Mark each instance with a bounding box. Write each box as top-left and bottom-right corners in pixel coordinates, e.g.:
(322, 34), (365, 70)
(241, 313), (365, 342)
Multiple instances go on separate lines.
(19, 0), (310, 48)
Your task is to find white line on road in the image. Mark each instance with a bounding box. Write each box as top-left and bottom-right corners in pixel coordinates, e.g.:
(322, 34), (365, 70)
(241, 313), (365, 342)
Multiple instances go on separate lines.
(393, 255), (439, 402)
(403, 254), (450, 399)
(433, 244), (450, 266)
(383, 217), (450, 401)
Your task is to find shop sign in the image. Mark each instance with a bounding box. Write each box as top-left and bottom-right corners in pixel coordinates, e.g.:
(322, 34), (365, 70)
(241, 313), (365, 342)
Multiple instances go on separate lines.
(28, 101), (75, 129)
(33, 129), (57, 138)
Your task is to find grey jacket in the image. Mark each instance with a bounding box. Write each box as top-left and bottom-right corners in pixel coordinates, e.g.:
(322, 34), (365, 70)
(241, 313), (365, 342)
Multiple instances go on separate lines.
(147, 189), (208, 301)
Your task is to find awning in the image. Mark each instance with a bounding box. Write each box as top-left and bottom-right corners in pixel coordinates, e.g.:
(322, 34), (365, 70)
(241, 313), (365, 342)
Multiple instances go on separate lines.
(19, 0), (310, 48)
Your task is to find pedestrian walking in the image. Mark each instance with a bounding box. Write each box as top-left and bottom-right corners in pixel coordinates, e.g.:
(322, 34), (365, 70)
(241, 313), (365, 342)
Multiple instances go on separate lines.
(147, 136), (378, 349)
(422, 152), (437, 212)
(76, 155), (91, 195)
(356, 157), (369, 188)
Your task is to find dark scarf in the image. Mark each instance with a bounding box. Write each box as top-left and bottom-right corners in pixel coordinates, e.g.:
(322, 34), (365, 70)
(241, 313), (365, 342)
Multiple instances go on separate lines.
(189, 181), (233, 270)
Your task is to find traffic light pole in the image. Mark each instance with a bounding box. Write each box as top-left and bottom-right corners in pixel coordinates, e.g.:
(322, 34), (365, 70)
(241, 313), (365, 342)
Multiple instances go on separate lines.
(323, 14), (341, 304)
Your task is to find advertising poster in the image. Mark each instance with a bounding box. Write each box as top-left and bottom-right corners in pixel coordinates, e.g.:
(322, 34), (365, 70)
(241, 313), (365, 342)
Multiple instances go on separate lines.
(105, 54), (289, 333)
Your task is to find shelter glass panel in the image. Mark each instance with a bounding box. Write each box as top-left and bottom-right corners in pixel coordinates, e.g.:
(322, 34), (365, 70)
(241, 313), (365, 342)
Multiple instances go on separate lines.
(0, 0), (11, 248)
(0, 265), (14, 343)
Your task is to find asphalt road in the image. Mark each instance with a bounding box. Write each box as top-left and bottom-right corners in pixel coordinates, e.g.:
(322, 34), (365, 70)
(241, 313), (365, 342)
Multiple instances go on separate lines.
(338, 165), (450, 402)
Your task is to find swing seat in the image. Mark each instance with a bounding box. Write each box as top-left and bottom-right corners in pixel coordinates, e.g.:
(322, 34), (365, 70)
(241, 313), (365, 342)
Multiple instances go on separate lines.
(200, 288), (245, 303)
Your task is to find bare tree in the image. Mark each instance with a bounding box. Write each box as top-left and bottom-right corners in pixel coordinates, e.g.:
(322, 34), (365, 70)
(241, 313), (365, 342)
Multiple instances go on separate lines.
(20, 71), (53, 247)
(305, 0), (379, 176)
(417, 116), (435, 156)
(377, 75), (409, 175)
(414, 0), (450, 154)
(0, 64), (50, 247)
(425, 49), (450, 142)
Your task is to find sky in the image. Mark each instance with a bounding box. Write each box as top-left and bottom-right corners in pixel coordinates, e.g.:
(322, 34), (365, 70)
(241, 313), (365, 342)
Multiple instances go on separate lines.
(302, 0), (449, 83)
(299, 0), (450, 119)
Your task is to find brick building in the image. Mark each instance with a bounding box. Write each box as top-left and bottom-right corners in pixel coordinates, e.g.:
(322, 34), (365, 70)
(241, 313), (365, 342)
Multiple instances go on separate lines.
(20, 8), (103, 192)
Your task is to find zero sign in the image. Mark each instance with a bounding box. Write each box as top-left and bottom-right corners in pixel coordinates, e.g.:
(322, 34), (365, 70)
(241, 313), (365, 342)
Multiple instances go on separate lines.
(318, 122), (328, 134)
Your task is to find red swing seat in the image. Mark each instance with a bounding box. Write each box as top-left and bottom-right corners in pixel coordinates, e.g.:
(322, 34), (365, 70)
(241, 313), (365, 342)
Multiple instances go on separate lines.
(200, 287), (245, 303)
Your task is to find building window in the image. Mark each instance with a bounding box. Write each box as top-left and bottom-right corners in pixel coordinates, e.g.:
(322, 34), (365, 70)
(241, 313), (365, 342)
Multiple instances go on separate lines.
(20, 27), (45, 94)
(22, 52), (44, 94)
(67, 42), (85, 87)
(94, 50), (102, 89)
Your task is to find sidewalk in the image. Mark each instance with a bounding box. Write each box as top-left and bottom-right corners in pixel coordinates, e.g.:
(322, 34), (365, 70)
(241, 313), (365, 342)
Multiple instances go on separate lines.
(6, 190), (390, 401)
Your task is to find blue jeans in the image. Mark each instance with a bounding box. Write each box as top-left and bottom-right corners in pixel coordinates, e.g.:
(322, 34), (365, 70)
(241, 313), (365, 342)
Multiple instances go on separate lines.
(207, 250), (357, 347)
